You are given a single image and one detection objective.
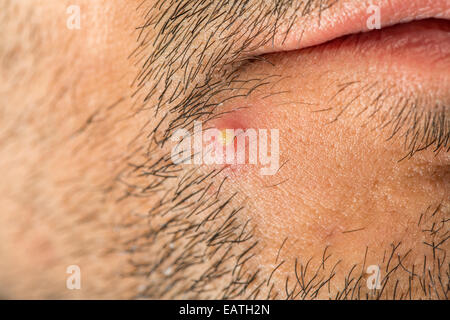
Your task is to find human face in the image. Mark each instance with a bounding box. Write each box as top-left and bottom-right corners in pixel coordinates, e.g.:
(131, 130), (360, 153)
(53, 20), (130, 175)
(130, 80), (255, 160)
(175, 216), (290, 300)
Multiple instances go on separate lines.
(0, 0), (448, 299)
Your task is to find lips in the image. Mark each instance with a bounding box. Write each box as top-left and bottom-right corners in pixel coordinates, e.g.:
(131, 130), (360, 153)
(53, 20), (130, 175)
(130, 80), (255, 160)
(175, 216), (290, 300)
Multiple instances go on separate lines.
(250, 0), (450, 55)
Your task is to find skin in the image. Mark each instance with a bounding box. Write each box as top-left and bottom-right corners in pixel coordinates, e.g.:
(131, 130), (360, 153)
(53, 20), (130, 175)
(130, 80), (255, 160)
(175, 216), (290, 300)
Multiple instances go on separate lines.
(0, 0), (448, 299)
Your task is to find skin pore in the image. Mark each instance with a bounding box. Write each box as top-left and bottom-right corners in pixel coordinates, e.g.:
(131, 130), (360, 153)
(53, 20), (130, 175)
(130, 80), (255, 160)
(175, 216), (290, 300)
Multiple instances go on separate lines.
(0, 0), (448, 299)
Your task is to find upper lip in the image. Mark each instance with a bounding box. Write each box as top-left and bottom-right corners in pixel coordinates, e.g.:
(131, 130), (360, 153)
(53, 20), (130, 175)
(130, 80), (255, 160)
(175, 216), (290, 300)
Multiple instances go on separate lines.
(250, 0), (450, 55)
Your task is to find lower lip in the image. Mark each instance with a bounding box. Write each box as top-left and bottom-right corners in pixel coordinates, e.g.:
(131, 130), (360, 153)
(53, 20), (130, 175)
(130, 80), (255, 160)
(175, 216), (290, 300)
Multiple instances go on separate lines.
(251, 0), (450, 56)
(213, 19), (450, 126)
(303, 19), (450, 91)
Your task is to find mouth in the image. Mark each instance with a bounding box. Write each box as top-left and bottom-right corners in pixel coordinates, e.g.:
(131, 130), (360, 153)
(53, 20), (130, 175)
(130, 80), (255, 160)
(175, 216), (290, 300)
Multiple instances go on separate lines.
(309, 18), (450, 92)
(251, 0), (450, 55)
(239, 0), (450, 130)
